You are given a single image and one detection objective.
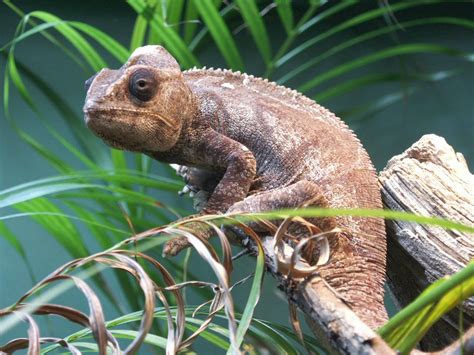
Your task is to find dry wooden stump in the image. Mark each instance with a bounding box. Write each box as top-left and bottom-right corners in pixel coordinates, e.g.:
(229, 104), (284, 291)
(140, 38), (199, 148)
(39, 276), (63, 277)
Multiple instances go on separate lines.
(379, 134), (473, 351)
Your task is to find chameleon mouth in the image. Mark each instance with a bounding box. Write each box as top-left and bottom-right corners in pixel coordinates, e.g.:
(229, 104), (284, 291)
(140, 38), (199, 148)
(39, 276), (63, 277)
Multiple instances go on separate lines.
(83, 104), (174, 129)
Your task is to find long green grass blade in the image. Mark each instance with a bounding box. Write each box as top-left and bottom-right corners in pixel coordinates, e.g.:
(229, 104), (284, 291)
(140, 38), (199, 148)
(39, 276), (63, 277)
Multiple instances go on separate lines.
(183, 0), (199, 44)
(334, 69), (460, 119)
(299, 44), (472, 93)
(0, 221), (27, 260)
(4, 27), (103, 169)
(14, 198), (90, 258)
(275, 0), (293, 34)
(130, 12), (148, 50)
(277, 0), (445, 68)
(238, 208), (474, 234)
(3, 2), (89, 71)
(0, 21), (61, 51)
(265, 0), (350, 78)
(165, 0), (185, 31)
(188, 2), (234, 52)
(379, 261), (474, 354)
(194, 0), (244, 71)
(228, 242), (265, 353)
(0, 183), (97, 208)
(69, 21), (130, 63)
(111, 330), (168, 348)
(4, 63), (74, 173)
(0, 211), (129, 236)
(235, 0), (272, 65)
(10, 58), (109, 167)
(278, 17), (474, 85)
(0, 171), (181, 196)
(127, 0), (199, 68)
(28, 11), (107, 71)
(0, 221), (37, 284)
(315, 73), (402, 103)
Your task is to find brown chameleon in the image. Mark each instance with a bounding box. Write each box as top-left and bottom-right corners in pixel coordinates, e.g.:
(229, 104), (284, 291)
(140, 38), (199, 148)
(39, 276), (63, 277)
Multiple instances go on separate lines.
(83, 45), (387, 328)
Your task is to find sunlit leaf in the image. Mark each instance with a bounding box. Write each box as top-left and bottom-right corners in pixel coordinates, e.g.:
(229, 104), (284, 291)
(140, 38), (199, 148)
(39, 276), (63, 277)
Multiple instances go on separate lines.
(299, 44), (472, 93)
(127, 0), (199, 68)
(275, 0), (293, 34)
(235, 0), (272, 64)
(379, 261), (474, 354)
(194, 0), (244, 71)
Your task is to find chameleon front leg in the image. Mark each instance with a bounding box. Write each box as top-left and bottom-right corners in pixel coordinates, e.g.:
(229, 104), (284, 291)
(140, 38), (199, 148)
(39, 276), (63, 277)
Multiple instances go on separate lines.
(163, 129), (257, 256)
(228, 180), (337, 232)
(227, 180), (339, 265)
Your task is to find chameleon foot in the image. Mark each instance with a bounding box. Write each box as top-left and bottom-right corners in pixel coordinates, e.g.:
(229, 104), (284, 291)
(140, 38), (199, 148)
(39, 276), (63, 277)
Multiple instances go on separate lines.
(163, 236), (191, 257)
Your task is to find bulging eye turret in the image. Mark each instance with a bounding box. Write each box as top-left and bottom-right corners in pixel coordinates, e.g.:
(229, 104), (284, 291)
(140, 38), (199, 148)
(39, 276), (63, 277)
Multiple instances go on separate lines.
(129, 69), (157, 102)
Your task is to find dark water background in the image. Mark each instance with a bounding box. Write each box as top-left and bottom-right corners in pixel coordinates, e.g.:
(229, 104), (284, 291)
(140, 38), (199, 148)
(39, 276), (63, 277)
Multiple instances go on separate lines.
(0, 0), (472, 351)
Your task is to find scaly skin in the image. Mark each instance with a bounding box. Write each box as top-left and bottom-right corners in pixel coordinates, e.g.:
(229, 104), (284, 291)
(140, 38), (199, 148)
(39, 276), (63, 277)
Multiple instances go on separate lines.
(83, 46), (387, 328)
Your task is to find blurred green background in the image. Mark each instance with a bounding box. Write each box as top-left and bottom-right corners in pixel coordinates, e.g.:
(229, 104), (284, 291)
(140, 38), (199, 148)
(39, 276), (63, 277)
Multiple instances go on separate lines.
(0, 0), (472, 351)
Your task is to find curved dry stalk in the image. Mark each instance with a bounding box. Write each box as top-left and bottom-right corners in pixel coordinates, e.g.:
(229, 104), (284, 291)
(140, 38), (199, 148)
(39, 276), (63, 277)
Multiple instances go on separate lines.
(116, 250), (186, 351)
(96, 253), (156, 354)
(0, 337), (82, 355)
(163, 227), (239, 352)
(0, 213), (341, 354)
(0, 311), (40, 354)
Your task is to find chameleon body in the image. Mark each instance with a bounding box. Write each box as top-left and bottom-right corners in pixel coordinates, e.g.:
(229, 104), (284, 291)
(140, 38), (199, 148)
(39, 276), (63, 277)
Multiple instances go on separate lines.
(83, 46), (387, 328)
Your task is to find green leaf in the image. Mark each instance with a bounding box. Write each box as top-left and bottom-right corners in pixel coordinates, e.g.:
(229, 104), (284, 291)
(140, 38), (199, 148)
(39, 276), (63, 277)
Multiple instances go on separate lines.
(130, 12), (148, 50)
(188, 2), (235, 52)
(110, 329), (167, 348)
(235, 0), (272, 64)
(183, 0), (199, 44)
(299, 44), (472, 93)
(0, 171), (182, 210)
(111, 151), (128, 172)
(28, 11), (107, 71)
(9, 129), (74, 174)
(194, 0), (244, 71)
(379, 261), (474, 354)
(0, 21), (61, 51)
(275, 0), (293, 34)
(0, 211), (129, 236)
(315, 73), (403, 102)
(0, 183), (97, 208)
(127, 0), (199, 68)
(228, 242), (265, 353)
(276, 0), (445, 68)
(278, 17), (474, 85)
(165, 0), (185, 31)
(238, 208), (474, 234)
(265, 0), (353, 78)
(334, 69), (461, 119)
(0, 220), (28, 263)
(9, 58), (109, 167)
(14, 198), (90, 258)
(3, 2), (89, 71)
(69, 21), (130, 63)
(4, 39), (102, 169)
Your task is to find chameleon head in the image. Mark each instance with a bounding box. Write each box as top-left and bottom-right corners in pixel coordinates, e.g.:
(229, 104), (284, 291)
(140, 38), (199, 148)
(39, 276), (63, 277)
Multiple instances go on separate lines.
(83, 45), (196, 152)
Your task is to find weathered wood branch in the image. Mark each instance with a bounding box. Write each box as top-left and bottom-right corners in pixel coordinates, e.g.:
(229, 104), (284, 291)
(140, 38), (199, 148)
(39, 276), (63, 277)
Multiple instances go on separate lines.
(191, 134), (472, 353)
(250, 237), (395, 354)
(379, 134), (474, 351)
(264, 134), (473, 353)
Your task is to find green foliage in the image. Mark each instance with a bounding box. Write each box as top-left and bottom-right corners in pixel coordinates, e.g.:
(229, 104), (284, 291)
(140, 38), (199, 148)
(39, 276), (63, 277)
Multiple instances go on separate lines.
(1, 0), (473, 353)
(379, 261), (474, 354)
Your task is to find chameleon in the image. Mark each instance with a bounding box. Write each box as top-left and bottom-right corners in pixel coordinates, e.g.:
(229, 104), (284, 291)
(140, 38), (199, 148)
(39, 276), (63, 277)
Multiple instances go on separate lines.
(83, 45), (387, 328)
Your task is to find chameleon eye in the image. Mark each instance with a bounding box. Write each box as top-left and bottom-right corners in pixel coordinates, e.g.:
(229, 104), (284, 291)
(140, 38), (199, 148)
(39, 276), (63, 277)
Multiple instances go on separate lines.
(129, 69), (157, 102)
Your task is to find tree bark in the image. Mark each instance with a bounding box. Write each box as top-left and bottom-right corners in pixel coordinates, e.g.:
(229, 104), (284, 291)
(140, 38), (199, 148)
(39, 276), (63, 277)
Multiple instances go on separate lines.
(379, 134), (474, 351)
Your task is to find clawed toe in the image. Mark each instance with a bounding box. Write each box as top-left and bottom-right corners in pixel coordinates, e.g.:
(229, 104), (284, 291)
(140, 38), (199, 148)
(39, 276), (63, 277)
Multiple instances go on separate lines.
(162, 237), (191, 257)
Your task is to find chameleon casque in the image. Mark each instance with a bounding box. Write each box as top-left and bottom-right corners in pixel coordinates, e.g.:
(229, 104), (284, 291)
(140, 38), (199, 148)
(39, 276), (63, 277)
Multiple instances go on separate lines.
(83, 45), (387, 328)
